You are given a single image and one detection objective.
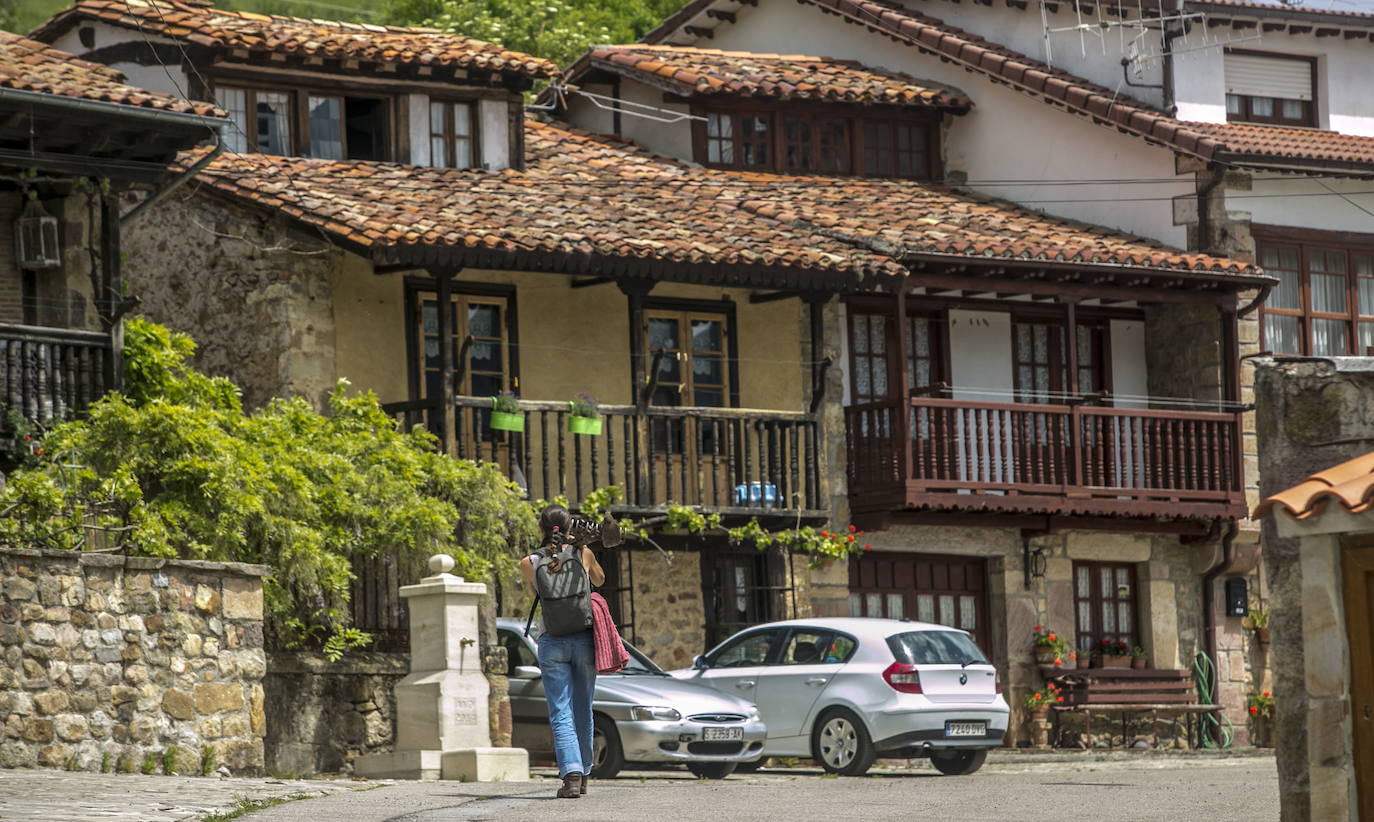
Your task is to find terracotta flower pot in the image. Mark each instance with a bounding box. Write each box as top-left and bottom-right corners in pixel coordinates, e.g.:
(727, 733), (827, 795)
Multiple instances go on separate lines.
(1256, 627), (1271, 644)
(1030, 706), (1049, 721)
(1034, 648), (1059, 665)
(1101, 654), (1131, 669)
(1076, 655), (1092, 670)
(1131, 657), (1148, 670)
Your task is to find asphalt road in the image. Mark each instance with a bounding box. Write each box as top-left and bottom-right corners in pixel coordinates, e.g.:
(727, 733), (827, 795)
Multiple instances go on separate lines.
(242, 756), (1278, 822)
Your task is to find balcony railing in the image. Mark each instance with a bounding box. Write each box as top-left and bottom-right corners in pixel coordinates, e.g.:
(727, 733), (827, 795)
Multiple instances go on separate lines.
(0, 323), (113, 435)
(845, 396), (1245, 520)
(383, 396), (827, 517)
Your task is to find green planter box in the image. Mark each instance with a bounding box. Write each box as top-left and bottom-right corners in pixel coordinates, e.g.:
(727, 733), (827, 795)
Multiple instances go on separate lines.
(567, 415), (602, 436)
(489, 411), (525, 432)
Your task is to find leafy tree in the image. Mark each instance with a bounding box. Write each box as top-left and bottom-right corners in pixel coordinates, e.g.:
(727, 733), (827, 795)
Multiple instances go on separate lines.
(387, 0), (684, 67)
(0, 317), (538, 657)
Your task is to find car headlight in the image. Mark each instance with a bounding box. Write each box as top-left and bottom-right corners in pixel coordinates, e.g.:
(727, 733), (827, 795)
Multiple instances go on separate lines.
(629, 706), (682, 722)
(747, 706), (761, 721)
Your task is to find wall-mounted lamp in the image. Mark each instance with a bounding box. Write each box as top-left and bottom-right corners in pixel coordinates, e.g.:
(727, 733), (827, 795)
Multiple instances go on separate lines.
(16, 197), (60, 270)
(1022, 529), (1049, 589)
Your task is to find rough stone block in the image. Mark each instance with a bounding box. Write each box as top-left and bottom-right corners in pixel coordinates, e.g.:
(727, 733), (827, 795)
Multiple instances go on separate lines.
(162, 689), (195, 721)
(33, 691), (69, 715)
(194, 584), (221, 614)
(194, 683), (244, 715)
(53, 714), (88, 742)
(441, 747), (530, 782)
(3, 577), (36, 601)
(222, 577), (264, 620)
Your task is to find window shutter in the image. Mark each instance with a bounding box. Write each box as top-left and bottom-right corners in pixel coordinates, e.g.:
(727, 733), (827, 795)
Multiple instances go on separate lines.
(1224, 52), (1313, 101)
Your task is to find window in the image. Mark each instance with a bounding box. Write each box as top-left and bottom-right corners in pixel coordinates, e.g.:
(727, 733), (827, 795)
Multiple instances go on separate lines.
(430, 101), (477, 168)
(697, 106), (938, 179)
(408, 283), (516, 442)
(777, 629), (855, 665)
(708, 628), (781, 667)
(1073, 561), (1138, 652)
(886, 630), (988, 665)
(644, 308), (731, 409)
(215, 84), (389, 159)
(847, 309), (944, 403)
(499, 629), (538, 676)
(703, 548), (787, 648)
(1256, 232), (1374, 356)
(1224, 50), (1317, 127)
(849, 552), (988, 652)
(1012, 317), (1107, 403)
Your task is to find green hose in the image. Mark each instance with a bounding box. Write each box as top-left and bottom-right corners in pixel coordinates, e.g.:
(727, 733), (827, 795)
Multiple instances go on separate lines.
(1192, 650), (1235, 749)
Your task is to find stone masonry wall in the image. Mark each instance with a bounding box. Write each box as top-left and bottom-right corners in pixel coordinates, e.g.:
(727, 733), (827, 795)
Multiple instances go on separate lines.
(123, 191), (344, 410)
(0, 548), (266, 774)
(264, 651), (406, 776)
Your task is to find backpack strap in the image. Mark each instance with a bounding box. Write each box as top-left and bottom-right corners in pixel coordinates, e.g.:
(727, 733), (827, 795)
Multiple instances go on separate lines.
(524, 594), (539, 638)
(523, 546), (556, 638)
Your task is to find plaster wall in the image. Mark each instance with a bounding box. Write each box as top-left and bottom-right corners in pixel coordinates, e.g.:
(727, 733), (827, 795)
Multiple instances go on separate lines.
(694, 0), (1191, 248)
(1110, 319), (1149, 408)
(947, 309), (1013, 401)
(1234, 176), (1374, 236)
(47, 22), (192, 102)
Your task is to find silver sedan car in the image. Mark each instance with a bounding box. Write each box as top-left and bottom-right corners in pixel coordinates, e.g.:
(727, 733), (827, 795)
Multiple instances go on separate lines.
(497, 618), (766, 779)
(670, 617), (1009, 777)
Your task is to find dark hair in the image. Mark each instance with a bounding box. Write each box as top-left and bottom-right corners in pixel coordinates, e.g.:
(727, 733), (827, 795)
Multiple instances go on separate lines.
(538, 504), (573, 547)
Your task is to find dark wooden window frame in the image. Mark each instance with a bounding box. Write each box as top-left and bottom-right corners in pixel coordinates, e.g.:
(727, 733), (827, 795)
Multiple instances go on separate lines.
(209, 76), (395, 160)
(1254, 224), (1374, 356)
(1224, 49), (1318, 128)
(428, 98), (480, 169)
(638, 296), (741, 408)
(700, 541), (793, 649)
(690, 100), (942, 180)
(844, 304), (948, 404)
(403, 277), (520, 402)
(848, 551), (990, 654)
(1072, 560), (1141, 652)
(1011, 312), (1113, 403)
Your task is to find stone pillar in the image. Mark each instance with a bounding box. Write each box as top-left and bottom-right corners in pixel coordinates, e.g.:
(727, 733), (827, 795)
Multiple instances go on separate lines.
(354, 555), (528, 781)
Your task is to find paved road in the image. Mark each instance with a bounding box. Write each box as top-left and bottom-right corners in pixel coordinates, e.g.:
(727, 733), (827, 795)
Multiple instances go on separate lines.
(245, 756), (1278, 822)
(0, 754), (1278, 822)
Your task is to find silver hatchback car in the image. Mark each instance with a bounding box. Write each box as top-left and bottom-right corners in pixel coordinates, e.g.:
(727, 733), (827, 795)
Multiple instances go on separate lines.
(497, 618), (766, 779)
(670, 617), (1009, 776)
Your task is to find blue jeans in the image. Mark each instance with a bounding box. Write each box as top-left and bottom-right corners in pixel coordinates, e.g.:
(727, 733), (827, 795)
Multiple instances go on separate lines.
(537, 629), (596, 778)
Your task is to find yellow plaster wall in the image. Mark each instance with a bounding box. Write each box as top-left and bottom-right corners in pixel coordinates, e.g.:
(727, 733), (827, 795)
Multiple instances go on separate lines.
(328, 266), (807, 412)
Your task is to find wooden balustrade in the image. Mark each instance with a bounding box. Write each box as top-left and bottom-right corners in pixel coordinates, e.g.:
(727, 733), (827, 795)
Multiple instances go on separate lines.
(383, 396), (825, 515)
(846, 396), (1245, 519)
(0, 324), (113, 434)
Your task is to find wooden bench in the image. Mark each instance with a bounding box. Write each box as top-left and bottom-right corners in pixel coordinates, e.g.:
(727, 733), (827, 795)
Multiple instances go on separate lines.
(1046, 668), (1221, 749)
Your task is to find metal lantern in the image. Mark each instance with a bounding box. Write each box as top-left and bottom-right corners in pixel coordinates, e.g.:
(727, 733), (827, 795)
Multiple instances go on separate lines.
(15, 198), (60, 270)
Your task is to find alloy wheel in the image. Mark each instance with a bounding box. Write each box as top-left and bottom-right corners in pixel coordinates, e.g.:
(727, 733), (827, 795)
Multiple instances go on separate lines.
(593, 723), (607, 767)
(818, 716), (857, 769)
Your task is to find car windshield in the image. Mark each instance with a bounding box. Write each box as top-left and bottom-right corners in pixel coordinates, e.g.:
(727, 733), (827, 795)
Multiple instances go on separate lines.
(620, 640), (668, 676)
(887, 631), (989, 666)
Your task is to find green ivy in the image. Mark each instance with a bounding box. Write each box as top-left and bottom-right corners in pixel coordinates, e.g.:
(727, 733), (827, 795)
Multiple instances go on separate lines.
(0, 318), (539, 655)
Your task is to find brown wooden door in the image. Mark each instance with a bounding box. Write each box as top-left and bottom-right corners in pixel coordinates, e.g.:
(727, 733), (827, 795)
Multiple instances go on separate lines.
(1342, 542), (1374, 821)
(849, 553), (989, 654)
(644, 310), (731, 505)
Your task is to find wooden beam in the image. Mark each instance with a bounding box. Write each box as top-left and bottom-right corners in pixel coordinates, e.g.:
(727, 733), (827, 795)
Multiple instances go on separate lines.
(571, 276), (614, 288)
(684, 25), (715, 38)
(706, 9), (736, 22)
(748, 291), (800, 303)
(903, 272), (1231, 304)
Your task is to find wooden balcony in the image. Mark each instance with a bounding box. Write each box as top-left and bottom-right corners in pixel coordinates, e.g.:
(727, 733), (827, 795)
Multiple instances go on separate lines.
(845, 396), (1246, 522)
(0, 323), (114, 435)
(383, 396), (828, 520)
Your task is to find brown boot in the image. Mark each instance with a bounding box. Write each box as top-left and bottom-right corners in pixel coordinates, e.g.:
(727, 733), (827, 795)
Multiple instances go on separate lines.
(557, 772), (583, 798)
(580, 775), (588, 795)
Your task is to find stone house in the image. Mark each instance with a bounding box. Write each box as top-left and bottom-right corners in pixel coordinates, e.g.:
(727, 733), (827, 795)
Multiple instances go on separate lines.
(31, 0), (1282, 767)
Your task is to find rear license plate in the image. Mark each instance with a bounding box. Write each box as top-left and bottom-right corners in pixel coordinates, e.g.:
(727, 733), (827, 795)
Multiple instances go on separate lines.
(702, 727), (743, 741)
(944, 721), (986, 738)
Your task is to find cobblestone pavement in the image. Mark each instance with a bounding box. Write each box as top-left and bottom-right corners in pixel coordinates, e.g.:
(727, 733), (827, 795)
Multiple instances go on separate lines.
(0, 771), (366, 821)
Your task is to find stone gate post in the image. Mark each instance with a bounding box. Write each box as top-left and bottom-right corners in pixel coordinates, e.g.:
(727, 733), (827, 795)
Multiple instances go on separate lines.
(354, 554), (529, 781)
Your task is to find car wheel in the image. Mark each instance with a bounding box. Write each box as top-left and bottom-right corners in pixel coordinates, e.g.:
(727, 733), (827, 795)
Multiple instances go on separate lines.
(929, 749), (988, 776)
(810, 709), (876, 777)
(590, 713), (624, 779)
(686, 762), (737, 779)
(732, 758), (766, 773)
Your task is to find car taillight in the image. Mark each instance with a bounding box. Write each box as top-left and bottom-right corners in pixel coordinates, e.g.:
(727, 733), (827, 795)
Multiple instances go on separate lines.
(882, 662), (923, 694)
(995, 669), (1002, 694)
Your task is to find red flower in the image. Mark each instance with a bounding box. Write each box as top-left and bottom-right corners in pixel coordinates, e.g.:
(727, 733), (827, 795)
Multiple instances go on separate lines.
(1047, 633), (1057, 642)
(821, 531), (830, 538)
(857, 531), (865, 536)
(863, 545), (872, 552)
(847, 535), (855, 543)
(1056, 696), (1064, 703)
(1249, 706), (1259, 715)
(1033, 625), (1042, 632)
(1034, 692), (1043, 700)
(1053, 658), (1063, 666)
(1068, 652), (1077, 660)
(848, 525), (856, 533)
(1262, 691), (1271, 698)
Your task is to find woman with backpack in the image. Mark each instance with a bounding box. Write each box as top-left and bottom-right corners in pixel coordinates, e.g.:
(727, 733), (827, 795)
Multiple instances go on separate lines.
(520, 504), (606, 799)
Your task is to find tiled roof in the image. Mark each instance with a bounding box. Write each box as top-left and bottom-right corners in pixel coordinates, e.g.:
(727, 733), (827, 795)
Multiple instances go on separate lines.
(1189, 0), (1374, 23)
(1255, 452), (1374, 520)
(581, 45), (971, 109)
(0, 30), (223, 117)
(30, 0), (558, 80)
(651, 0), (1374, 172)
(186, 118), (1257, 284)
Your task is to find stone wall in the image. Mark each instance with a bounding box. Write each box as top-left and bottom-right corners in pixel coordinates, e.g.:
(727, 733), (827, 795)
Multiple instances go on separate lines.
(124, 192), (343, 410)
(0, 548), (266, 774)
(264, 651), (406, 776)
(624, 546), (705, 668)
(1254, 357), (1374, 822)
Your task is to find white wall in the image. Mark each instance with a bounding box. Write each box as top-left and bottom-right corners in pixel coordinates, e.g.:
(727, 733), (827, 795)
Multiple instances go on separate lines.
(705, 0), (1189, 247)
(1236, 176), (1374, 235)
(1110, 319), (1148, 408)
(49, 21), (192, 100)
(947, 309), (1014, 401)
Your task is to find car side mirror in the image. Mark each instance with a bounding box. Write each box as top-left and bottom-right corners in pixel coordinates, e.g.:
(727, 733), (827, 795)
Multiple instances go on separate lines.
(692, 655), (709, 670)
(512, 665), (542, 680)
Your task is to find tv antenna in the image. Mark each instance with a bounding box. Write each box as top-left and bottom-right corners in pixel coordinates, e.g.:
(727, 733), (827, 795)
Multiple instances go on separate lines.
(1039, 0), (1262, 72)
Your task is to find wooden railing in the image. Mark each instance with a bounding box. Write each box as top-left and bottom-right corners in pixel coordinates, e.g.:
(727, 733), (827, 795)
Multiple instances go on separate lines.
(0, 323), (113, 434)
(383, 396), (825, 514)
(846, 396), (1244, 518)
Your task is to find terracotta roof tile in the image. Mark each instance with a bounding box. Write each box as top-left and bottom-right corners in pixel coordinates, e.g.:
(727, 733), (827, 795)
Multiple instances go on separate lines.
(30, 0), (557, 80)
(1255, 452), (1374, 520)
(0, 30), (223, 117)
(1180, 120), (1374, 168)
(581, 45), (970, 109)
(185, 117), (1256, 284)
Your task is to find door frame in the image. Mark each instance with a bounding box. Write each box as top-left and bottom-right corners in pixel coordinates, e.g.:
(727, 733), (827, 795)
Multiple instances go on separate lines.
(1341, 539), (1374, 821)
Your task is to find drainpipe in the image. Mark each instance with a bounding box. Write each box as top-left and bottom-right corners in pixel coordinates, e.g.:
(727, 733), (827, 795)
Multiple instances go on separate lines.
(119, 130), (224, 226)
(1200, 518), (1239, 744)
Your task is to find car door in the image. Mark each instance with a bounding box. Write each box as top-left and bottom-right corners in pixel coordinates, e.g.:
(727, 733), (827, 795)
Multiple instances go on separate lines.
(754, 628), (856, 742)
(679, 628), (783, 707)
(498, 628), (552, 754)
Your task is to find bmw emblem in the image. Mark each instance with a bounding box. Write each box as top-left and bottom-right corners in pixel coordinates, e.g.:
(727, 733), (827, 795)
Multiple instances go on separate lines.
(959, 672), (968, 685)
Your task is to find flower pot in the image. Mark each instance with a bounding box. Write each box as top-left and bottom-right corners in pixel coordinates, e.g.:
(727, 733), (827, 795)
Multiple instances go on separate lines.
(489, 411), (524, 432)
(1030, 706), (1049, 722)
(567, 415), (602, 436)
(1076, 655), (1092, 670)
(1034, 648), (1059, 666)
(1131, 657), (1148, 670)
(1255, 627), (1271, 644)
(1101, 654), (1131, 669)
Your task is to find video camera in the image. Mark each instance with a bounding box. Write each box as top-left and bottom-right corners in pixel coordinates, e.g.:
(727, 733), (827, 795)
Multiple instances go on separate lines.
(564, 513), (623, 549)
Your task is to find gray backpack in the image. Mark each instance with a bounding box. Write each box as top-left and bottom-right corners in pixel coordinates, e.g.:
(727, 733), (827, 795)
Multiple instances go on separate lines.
(525, 542), (593, 637)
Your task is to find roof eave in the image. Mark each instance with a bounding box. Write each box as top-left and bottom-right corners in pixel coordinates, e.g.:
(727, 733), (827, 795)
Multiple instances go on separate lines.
(1214, 151), (1374, 180)
(902, 250), (1273, 293)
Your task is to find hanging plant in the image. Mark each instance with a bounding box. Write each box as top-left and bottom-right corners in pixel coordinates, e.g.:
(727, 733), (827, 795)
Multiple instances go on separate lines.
(489, 391), (524, 432)
(567, 392), (602, 436)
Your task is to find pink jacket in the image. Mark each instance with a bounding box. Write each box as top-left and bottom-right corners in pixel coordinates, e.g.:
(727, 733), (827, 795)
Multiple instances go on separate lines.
(590, 592), (629, 675)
